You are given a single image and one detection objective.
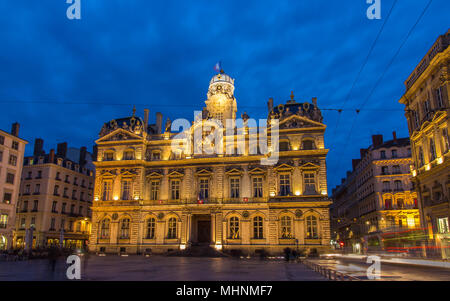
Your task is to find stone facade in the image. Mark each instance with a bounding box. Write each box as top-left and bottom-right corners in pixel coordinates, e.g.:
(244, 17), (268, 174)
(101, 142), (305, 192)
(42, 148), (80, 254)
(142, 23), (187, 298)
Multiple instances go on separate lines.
(399, 29), (450, 259)
(89, 72), (331, 255)
(14, 140), (95, 249)
(331, 133), (420, 254)
(0, 123), (27, 250)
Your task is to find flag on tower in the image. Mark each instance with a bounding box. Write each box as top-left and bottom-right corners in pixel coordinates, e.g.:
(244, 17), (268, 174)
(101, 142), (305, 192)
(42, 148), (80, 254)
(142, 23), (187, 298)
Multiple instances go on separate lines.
(213, 61), (221, 73)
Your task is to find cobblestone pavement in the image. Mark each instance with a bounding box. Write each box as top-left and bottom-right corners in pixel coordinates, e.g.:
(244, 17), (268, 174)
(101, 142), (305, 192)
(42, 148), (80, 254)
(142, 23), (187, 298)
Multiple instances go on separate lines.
(0, 256), (327, 281)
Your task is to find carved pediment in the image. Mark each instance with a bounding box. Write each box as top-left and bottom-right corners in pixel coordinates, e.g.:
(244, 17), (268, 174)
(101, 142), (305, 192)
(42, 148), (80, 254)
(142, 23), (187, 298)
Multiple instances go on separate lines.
(299, 162), (320, 170)
(100, 169), (117, 177)
(274, 163), (294, 171)
(195, 168), (213, 176)
(168, 169), (184, 177)
(120, 168), (139, 176)
(146, 169), (163, 178)
(248, 166), (266, 175)
(277, 115), (326, 130)
(97, 128), (143, 143)
(225, 167), (243, 175)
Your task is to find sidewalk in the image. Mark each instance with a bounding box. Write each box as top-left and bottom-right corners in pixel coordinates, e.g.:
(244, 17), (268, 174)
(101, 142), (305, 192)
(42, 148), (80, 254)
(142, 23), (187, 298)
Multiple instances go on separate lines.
(322, 253), (450, 269)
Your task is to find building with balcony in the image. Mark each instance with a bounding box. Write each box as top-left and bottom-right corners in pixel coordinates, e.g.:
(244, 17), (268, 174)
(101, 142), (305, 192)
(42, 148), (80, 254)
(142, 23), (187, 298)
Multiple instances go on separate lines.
(14, 139), (94, 249)
(331, 133), (419, 254)
(399, 29), (450, 259)
(0, 123), (27, 250)
(89, 71), (331, 255)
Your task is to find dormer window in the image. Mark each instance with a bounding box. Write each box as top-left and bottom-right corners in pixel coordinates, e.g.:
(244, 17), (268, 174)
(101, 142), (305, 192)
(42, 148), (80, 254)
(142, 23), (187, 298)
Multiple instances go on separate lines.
(279, 141), (290, 152)
(123, 150), (134, 160)
(103, 151), (114, 161)
(151, 151), (161, 161)
(57, 158), (63, 166)
(302, 139), (316, 150)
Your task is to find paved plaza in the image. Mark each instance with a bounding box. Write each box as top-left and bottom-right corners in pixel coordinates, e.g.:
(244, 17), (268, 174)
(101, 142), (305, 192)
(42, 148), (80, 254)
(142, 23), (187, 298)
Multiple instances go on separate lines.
(0, 255), (327, 281)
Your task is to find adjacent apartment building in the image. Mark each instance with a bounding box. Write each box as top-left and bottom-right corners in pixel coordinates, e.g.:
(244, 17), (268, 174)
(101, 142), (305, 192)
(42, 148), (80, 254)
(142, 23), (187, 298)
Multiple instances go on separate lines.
(331, 133), (419, 254)
(14, 140), (95, 249)
(0, 123), (27, 250)
(89, 71), (331, 255)
(399, 29), (449, 259)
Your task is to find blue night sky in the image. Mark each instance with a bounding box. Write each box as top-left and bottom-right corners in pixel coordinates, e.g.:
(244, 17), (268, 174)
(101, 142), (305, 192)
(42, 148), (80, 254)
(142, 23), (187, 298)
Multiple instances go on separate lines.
(0, 0), (448, 191)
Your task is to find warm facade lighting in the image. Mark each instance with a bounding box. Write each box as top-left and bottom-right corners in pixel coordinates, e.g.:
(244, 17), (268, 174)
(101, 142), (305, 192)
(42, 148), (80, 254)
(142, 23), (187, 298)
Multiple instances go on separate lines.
(295, 191), (301, 196)
(425, 164), (431, 171)
(94, 196), (99, 201)
(412, 170), (417, 177)
(270, 192), (276, 197)
(179, 244), (186, 250)
(215, 244), (223, 250)
(321, 190), (327, 195)
(134, 195), (139, 200)
(113, 196), (119, 201)
(437, 157), (443, 164)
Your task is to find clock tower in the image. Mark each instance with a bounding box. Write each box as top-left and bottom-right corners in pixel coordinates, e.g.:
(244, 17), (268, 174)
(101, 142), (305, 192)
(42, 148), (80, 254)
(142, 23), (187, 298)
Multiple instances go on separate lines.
(204, 71), (237, 125)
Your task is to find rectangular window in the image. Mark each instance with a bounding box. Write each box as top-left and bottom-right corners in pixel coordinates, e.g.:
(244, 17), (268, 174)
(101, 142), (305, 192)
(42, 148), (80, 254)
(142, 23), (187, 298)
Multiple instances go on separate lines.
(199, 178), (209, 200)
(60, 219), (65, 231)
(436, 86), (444, 108)
(54, 185), (59, 196)
(391, 150), (397, 158)
(52, 201), (57, 213)
(0, 135), (4, 145)
(11, 141), (19, 150)
(121, 180), (131, 200)
(280, 174), (291, 196)
(3, 193), (12, 204)
(393, 165), (401, 174)
(150, 180), (160, 200)
(380, 151), (386, 159)
(8, 154), (17, 166)
(0, 150), (3, 162)
(381, 166), (389, 175)
(50, 218), (55, 230)
(0, 214), (8, 228)
(438, 217), (449, 234)
(22, 200), (28, 212)
(230, 178), (240, 198)
(33, 200), (38, 211)
(6, 173), (15, 184)
(383, 181), (390, 192)
(20, 218), (26, 229)
(34, 184), (40, 194)
(304, 173), (316, 194)
(170, 179), (180, 200)
(102, 181), (112, 201)
(61, 203), (66, 214)
(30, 217), (36, 229)
(252, 177), (263, 198)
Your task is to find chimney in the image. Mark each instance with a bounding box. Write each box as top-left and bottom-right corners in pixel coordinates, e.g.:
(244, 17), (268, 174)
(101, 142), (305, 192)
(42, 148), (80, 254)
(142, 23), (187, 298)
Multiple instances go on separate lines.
(49, 149), (55, 164)
(144, 109), (149, 130)
(352, 159), (361, 170)
(92, 145), (98, 162)
(371, 134), (383, 148)
(57, 142), (68, 158)
(156, 112), (163, 135)
(392, 131), (397, 143)
(312, 97), (317, 106)
(79, 146), (87, 166)
(34, 138), (44, 157)
(360, 148), (368, 158)
(268, 98), (273, 112)
(11, 122), (20, 137)
(341, 178), (345, 184)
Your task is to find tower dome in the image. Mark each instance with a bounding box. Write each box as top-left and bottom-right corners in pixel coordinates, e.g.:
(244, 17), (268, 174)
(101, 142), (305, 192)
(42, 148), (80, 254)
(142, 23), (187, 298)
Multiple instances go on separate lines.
(205, 71), (237, 123)
(209, 72), (235, 86)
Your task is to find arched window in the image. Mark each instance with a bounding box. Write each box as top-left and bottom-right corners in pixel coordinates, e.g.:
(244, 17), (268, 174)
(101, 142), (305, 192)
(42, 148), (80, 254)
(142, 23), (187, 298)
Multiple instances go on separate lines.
(146, 218), (156, 239)
(119, 218), (130, 239)
(229, 217), (240, 239)
(253, 216), (263, 239)
(302, 139), (316, 150)
(306, 216), (318, 239)
(167, 217), (177, 239)
(100, 219), (110, 239)
(280, 216), (292, 238)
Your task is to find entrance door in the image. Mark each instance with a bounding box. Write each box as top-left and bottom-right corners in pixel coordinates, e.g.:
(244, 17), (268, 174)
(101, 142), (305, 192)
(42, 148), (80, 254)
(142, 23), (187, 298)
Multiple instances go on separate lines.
(197, 221), (211, 243)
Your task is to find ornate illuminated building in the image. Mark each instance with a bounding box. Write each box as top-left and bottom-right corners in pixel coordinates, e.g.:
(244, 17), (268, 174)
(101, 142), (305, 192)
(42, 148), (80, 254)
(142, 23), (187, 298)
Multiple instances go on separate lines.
(399, 29), (450, 259)
(14, 140), (95, 249)
(331, 133), (419, 253)
(0, 123), (27, 250)
(89, 71), (331, 255)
